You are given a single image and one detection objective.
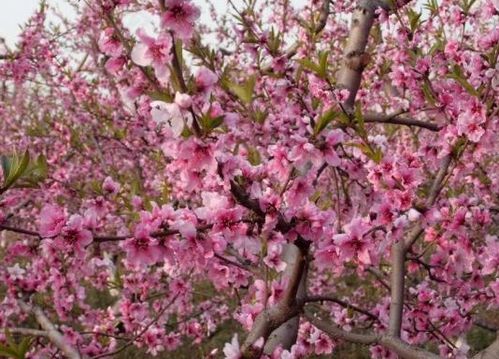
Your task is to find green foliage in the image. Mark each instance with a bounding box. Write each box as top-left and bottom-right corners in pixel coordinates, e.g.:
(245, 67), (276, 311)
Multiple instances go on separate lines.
(424, 0), (439, 15)
(225, 75), (256, 104)
(299, 51), (329, 79)
(245, 144), (261, 166)
(407, 8), (424, 33)
(314, 108), (340, 135)
(0, 330), (33, 359)
(0, 151), (48, 194)
(448, 64), (479, 96)
(200, 110), (225, 134)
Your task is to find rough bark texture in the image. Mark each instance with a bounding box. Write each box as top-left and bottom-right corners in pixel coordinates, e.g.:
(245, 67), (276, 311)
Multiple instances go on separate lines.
(473, 335), (499, 359)
(241, 242), (308, 358)
(263, 244), (308, 354)
(19, 300), (83, 359)
(388, 240), (406, 337)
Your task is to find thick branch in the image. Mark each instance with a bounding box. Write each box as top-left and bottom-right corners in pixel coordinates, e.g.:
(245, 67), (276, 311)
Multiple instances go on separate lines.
(305, 295), (378, 321)
(388, 240), (405, 337)
(473, 334), (499, 359)
(7, 327), (48, 337)
(304, 311), (378, 344)
(427, 154), (452, 205)
(18, 300), (83, 359)
(314, 0), (331, 34)
(305, 312), (440, 359)
(379, 336), (441, 359)
(364, 112), (442, 131)
(241, 243), (308, 357)
(263, 244), (308, 354)
(337, 0), (411, 109)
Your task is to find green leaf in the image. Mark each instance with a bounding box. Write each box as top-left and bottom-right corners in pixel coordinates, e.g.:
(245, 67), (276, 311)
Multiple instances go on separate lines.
(201, 113), (225, 132)
(318, 51), (329, 78)
(227, 76), (256, 104)
(353, 103), (367, 138)
(1, 150), (30, 191)
(17, 337), (32, 358)
(448, 64), (479, 96)
(15, 154), (48, 189)
(314, 108), (339, 134)
(0, 344), (20, 359)
(253, 110), (269, 124)
(246, 145), (261, 166)
(407, 9), (424, 32)
(422, 80), (437, 106)
(298, 51), (329, 79)
(174, 39), (183, 68)
(149, 91), (173, 102)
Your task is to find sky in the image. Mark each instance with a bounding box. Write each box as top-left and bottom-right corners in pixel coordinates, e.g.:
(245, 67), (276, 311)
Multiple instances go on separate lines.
(1, 1), (305, 48)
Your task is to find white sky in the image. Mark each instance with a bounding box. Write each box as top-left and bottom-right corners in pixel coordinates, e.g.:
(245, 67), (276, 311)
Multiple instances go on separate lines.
(0, 1), (304, 49)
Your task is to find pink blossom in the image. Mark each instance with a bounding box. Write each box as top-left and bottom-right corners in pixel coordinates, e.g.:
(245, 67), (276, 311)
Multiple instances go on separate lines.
(456, 112), (485, 142)
(174, 92), (192, 108)
(334, 218), (371, 265)
(98, 28), (123, 57)
(195, 66), (218, 93)
(39, 204), (66, 238)
(60, 214), (93, 249)
(131, 30), (172, 84)
(162, 0), (201, 40)
(123, 224), (160, 266)
(102, 176), (120, 195)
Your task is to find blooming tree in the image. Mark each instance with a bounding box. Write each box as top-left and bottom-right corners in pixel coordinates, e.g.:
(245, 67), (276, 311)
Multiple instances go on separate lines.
(0, 0), (498, 358)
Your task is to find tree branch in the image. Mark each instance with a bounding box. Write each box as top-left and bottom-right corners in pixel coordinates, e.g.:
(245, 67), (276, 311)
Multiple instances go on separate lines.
(364, 112), (442, 131)
(7, 327), (48, 337)
(314, 0), (331, 34)
(305, 295), (378, 321)
(473, 334), (499, 359)
(304, 311), (378, 345)
(241, 243), (308, 357)
(337, 0), (412, 109)
(263, 244), (308, 354)
(18, 300), (83, 359)
(388, 240), (405, 337)
(305, 312), (441, 359)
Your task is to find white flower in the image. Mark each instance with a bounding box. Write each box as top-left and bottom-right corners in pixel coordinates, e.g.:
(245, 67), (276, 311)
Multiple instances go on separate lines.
(407, 208), (421, 222)
(223, 334), (241, 359)
(150, 101), (184, 137)
(174, 92), (192, 109)
(7, 264), (25, 280)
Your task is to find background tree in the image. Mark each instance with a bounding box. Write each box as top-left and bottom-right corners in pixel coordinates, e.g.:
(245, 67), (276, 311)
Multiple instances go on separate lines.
(0, 0), (497, 358)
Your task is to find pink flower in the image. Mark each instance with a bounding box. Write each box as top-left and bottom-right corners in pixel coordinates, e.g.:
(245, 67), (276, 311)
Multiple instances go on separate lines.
(60, 214), (93, 249)
(195, 66), (218, 93)
(285, 177), (313, 207)
(123, 224), (160, 266)
(444, 40), (460, 61)
(321, 130), (343, 166)
(98, 28), (123, 57)
(104, 56), (126, 74)
(102, 176), (120, 195)
(131, 30), (172, 84)
(456, 112), (485, 142)
(315, 244), (339, 270)
(334, 218), (371, 265)
(162, 0), (200, 40)
(263, 244), (286, 272)
(39, 204), (66, 238)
